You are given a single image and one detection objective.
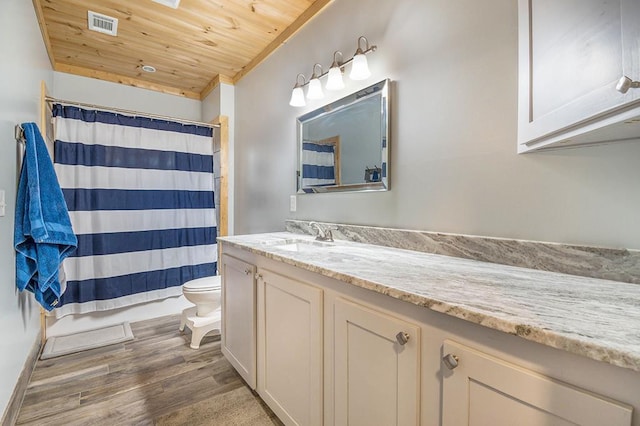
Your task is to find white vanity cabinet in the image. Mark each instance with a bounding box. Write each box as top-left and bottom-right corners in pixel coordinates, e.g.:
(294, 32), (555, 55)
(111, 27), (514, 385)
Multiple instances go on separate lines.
(517, 0), (640, 152)
(220, 242), (639, 426)
(332, 297), (421, 426)
(442, 340), (633, 426)
(220, 254), (257, 388)
(256, 268), (323, 426)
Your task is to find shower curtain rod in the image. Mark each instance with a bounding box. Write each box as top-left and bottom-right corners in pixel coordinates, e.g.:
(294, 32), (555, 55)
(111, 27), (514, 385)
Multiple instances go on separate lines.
(44, 96), (220, 129)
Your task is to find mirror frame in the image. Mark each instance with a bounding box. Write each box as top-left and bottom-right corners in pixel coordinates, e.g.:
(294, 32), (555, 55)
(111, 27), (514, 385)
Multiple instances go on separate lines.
(296, 79), (390, 194)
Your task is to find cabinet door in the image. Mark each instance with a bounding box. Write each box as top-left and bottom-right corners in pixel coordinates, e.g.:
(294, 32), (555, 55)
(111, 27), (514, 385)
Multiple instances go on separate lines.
(517, 0), (638, 150)
(442, 340), (632, 426)
(333, 297), (420, 426)
(257, 268), (323, 426)
(220, 254), (256, 389)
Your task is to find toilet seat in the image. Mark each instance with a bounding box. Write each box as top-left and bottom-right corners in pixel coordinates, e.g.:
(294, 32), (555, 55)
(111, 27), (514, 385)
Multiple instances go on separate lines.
(182, 276), (221, 293)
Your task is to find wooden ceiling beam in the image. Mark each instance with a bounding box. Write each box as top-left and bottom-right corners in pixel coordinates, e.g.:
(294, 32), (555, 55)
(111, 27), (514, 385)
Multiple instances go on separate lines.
(200, 74), (235, 101)
(32, 0), (56, 68)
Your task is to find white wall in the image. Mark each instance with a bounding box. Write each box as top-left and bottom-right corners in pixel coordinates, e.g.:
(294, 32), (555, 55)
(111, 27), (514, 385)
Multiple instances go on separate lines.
(0, 0), (53, 418)
(53, 72), (202, 120)
(234, 0), (640, 250)
(47, 73), (205, 337)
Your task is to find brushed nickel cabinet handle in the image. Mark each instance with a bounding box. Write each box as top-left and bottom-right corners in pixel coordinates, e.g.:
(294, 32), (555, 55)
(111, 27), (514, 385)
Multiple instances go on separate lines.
(442, 353), (459, 370)
(396, 332), (410, 346)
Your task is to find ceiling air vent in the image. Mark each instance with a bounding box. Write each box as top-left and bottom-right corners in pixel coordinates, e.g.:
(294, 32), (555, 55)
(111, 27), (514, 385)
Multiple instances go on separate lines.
(151, 0), (181, 9)
(87, 11), (118, 36)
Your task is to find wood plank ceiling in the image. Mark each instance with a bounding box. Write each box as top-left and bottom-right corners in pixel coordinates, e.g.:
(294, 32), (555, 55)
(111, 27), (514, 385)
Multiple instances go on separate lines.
(33, 0), (331, 99)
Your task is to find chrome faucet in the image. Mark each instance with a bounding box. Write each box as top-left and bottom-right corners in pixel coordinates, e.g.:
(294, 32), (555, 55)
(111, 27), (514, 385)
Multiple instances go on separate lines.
(309, 222), (334, 242)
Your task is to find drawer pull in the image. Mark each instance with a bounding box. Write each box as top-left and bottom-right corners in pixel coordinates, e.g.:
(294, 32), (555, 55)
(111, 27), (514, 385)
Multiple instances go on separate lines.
(396, 332), (410, 346)
(442, 353), (459, 370)
(244, 268), (252, 275)
(255, 273), (263, 281)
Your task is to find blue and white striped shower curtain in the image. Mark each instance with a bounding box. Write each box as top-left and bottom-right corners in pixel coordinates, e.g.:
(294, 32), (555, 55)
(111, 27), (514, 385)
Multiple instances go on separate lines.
(301, 141), (336, 187)
(52, 104), (217, 317)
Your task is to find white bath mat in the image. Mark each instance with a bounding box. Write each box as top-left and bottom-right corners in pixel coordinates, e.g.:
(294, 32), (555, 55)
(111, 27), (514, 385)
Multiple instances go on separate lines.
(40, 322), (134, 360)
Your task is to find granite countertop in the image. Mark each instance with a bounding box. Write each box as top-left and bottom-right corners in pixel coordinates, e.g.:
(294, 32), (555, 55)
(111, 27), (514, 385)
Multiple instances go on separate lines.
(218, 232), (640, 372)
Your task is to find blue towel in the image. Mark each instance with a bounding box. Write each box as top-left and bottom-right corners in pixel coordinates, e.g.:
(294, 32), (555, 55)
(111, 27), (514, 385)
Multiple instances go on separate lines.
(14, 122), (77, 311)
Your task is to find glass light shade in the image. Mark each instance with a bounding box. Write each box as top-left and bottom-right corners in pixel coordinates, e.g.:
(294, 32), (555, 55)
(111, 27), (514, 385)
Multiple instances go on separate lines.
(349, 53), (371, 80)
(289, 86), (306, 107)
(326, 67), (345, 90)
(307, 77), (324, 99)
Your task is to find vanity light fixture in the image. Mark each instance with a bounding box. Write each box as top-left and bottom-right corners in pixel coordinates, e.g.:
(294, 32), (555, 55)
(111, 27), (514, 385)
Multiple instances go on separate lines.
(289, 73), (307, 107)
(326, 51), (345, 91)
(307, 64), (324, 99)
(288, 35), (377, 107)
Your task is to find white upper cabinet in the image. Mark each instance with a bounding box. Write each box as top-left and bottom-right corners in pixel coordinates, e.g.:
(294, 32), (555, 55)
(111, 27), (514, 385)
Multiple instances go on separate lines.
(518, 0), (640, 152)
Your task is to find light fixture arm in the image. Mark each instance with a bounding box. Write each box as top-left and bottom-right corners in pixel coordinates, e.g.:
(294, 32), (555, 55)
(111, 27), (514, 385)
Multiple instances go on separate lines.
(311, 63), (323, 79)
(355, 36), (369, 55)
(331, 51), (344, 69)
(294, 73), (307, 88)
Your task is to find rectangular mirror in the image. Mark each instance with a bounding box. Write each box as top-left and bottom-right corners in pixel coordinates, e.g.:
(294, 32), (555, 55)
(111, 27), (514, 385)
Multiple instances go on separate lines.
(297, 79), (389, 193)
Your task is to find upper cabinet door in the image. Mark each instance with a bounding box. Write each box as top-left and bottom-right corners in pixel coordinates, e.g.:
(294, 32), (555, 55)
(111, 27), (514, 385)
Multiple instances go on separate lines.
(518, 0), (640, 152)
(623, 0), (640, 102)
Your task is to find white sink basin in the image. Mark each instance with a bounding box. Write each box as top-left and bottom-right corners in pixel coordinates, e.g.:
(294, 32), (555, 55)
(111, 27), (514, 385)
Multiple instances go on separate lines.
(264, 239), (334, 252)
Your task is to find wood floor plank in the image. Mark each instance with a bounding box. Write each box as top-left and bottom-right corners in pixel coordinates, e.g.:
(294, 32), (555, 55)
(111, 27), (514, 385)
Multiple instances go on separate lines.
(15, 315), (282, 425)
(25, 364), (110, 391)
(29, 344), (127, 382)
(15, 392), (81, 424)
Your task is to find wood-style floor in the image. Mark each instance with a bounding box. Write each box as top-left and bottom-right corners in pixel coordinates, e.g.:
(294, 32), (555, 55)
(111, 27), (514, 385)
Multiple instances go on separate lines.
(15, 315), (283, 426)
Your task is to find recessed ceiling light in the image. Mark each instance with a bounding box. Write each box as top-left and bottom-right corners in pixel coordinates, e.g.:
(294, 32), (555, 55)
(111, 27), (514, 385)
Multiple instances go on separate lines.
(141, 65), (156, 73)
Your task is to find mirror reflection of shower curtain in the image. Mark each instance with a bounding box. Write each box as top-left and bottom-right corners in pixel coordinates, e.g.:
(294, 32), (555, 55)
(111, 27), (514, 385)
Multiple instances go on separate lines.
(52, 104), (217, 318)
(301, 141), (336, 187)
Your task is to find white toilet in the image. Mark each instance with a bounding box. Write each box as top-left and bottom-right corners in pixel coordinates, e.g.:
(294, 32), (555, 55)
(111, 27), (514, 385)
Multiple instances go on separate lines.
(179, 275), (222, 349)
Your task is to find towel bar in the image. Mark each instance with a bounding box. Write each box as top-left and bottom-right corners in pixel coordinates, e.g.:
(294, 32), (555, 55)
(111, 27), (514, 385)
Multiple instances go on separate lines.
(15, 124), (25, 142)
